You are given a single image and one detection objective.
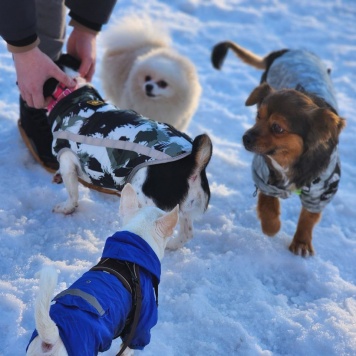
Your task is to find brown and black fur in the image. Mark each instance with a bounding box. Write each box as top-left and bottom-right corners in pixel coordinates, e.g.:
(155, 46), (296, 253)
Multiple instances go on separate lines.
(211, 41), (346, 256)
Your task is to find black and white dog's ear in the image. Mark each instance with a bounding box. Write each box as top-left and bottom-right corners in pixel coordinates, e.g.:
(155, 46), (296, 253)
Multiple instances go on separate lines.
(56, 53), (81, 73)
(119, 183), (139, 221)
(191, 134), (213, 177)
(43, 78), (60, 98)
(43, 54), (82, 98)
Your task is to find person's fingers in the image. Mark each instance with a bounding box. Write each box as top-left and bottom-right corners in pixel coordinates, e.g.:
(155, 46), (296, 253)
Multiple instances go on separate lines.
(24, 94), (34, 108)
(78, 59), (93, 81)
(85, 63), (95, 82)
(32, 89), (46, 108)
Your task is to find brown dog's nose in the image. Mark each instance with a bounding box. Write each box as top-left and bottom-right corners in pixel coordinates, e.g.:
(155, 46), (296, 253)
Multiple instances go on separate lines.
(243, 131), (255, 149)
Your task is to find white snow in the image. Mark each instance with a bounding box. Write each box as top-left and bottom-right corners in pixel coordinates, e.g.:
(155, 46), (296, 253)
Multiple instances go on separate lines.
(0, 1), (355, 355)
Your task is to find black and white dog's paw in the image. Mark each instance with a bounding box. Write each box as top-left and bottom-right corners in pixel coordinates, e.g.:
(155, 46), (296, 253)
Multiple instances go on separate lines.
(52, 202), (78, 215)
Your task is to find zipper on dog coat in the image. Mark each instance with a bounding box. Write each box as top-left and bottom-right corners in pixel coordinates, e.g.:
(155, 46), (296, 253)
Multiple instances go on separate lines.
(48, 85), (193, 192)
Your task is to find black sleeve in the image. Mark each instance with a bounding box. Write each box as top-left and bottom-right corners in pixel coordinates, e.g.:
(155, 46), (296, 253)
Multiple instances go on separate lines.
(65, 0), (117, 32)
(0, 0), (37, 45)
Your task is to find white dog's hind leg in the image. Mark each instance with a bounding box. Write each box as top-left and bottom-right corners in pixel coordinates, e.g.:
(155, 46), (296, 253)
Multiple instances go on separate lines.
(53, 150), (80, 214)
(27, 266), (68, 355)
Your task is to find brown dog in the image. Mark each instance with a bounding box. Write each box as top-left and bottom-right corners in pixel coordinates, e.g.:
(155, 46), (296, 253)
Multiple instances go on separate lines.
(211, 41), (346, 256)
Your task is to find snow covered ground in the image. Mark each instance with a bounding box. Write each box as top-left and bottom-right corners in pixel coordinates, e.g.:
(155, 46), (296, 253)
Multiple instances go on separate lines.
(0, 0), (355, 355)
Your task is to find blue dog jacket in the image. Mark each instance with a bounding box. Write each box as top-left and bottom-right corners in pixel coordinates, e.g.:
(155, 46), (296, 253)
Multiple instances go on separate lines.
(27, 231), (161, 355)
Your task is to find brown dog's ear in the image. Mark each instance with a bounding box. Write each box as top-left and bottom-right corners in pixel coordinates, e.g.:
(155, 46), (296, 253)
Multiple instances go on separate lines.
(245, 83), (273, 106)
(311, 109), (346, 146)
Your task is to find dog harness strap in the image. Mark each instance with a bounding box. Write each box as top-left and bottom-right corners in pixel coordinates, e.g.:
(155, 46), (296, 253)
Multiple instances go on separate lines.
(90, 257), (146, 354)
(90, 258), (133, 294)
(117, 263), (142, 356)
(154, 282), (159, 307)
(53, 130), (172, 161)
(53, 288), (105, 316)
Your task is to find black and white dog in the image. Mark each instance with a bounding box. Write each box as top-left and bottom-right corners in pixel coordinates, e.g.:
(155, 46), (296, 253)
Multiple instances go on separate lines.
(46, 55), (212, 249)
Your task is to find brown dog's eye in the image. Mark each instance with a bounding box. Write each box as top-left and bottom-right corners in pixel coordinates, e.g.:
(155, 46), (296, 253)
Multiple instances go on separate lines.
(256, 111), (261, 120)
(157, 80), (167, 88)
(145, 76), (151, 82)
(271, 123), (284, 134)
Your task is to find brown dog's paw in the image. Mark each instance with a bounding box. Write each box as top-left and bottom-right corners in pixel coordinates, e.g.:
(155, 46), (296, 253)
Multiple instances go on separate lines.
(289, 240), (314, 257)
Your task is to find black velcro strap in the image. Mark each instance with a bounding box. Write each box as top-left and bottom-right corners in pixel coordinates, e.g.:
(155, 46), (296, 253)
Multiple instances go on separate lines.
(90, 258), (132, 294)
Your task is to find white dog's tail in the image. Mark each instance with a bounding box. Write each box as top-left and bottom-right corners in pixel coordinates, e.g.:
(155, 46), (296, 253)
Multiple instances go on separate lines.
(102, 14), (171, 51)
(35, 266), (60, 345)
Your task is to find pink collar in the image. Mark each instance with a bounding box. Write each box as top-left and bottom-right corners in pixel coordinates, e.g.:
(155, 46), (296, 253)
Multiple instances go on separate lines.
(47, 83), (77, 113)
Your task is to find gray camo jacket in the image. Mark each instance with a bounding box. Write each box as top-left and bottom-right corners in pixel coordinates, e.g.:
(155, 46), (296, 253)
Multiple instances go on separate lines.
(48, 85), (193, 192)
(253, 49), (341, 213)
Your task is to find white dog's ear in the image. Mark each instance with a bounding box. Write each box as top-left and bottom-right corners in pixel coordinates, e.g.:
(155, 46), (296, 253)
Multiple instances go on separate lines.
(119, 183), (139, 220)
(155, 205), (179, 238)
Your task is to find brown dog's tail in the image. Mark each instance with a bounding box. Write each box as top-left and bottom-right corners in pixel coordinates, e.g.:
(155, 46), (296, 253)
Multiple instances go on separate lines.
(211, 41), (266, 70)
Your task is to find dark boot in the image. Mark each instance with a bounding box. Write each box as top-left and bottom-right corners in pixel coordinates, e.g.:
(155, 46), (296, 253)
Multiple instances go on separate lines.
(19, 97), (59, 172)
(18, 54), (81, 172)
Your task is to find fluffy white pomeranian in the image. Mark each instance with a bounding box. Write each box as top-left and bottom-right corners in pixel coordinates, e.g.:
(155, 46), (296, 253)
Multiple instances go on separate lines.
(100, 15), (202, 132)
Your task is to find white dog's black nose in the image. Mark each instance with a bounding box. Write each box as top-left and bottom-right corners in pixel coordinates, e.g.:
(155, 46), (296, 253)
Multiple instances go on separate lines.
(145, 84), (153, 92)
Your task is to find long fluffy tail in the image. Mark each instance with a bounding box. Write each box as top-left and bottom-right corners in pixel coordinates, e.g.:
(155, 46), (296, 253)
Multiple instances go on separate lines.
(102, 14), (171, 51)
(211, 41), (266, 70)
(35, 266), (60, 345)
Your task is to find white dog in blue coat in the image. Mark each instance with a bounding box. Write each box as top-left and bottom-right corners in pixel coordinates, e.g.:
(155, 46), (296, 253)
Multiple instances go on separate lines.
(26, 183), (179, 356)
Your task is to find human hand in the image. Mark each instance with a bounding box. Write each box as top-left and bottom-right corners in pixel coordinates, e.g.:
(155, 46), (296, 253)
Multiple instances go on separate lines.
(66, 27), (97, 81)
(13, 47), (76, 109)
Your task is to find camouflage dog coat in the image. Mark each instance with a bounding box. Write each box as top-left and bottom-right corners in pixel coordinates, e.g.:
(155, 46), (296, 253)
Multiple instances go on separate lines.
(48, 85), (193, 192)
(252, 49), (341, 213)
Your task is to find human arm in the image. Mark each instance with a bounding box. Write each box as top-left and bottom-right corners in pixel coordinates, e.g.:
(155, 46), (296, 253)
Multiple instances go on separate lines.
(0, 0), (76, 108)
(65, 0), (117, 81)
(13, 47), (76, 108)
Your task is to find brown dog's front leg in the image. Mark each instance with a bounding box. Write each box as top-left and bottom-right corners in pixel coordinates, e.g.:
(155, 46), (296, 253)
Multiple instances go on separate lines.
(257, 192), (281, 236)
(289, 207), (321, 257)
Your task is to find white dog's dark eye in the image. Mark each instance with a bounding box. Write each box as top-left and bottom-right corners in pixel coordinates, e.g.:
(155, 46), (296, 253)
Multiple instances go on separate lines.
(271, 123), (284, 134)
(157, 80), (167, 88)
(145, 76), (151, 82)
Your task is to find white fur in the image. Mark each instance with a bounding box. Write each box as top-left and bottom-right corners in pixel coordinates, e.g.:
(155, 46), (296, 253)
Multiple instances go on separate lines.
(268, 155), (290, 186)
(100, 15), (201, 132)
(26, 266), (67, 355)
(27, 184), (179, 355)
